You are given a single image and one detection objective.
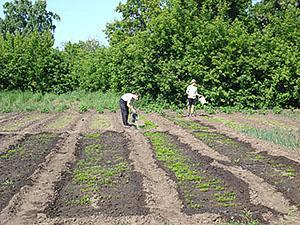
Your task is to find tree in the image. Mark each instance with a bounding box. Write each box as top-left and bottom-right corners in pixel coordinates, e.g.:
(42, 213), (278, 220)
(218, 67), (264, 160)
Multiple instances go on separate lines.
(0, 0), (60, 37)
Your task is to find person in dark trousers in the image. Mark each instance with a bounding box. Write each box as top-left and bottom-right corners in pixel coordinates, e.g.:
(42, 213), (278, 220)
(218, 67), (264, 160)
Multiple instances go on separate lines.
(186, 79), (201, 116)
(119, 93), (139, 127)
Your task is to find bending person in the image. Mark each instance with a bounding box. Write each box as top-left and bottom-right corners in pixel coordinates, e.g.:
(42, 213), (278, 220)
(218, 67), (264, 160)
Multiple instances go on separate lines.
(119, 93), (139, 127)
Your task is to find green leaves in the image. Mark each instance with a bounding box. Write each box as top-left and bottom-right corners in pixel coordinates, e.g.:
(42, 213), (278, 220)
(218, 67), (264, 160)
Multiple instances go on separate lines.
(0, 0), (60, 37)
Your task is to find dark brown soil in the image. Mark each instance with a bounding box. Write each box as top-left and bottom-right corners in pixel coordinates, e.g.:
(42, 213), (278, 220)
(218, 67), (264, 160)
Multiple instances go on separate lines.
(46, 131), (149, 218)
(146, 131), (278, 223)
(0, 132), (61, 212)
(188, 121), (300, 208)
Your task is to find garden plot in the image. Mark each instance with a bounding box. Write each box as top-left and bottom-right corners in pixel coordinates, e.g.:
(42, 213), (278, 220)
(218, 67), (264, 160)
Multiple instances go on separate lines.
(201, 114), (300, 149)
(0, 113), (48, 132)
(46, 131), (148, 218)
(172, 117), (300, 208)
(0, 132), (61, 212)
(44, 113), (79, 132)
(145, 131), (277, 223)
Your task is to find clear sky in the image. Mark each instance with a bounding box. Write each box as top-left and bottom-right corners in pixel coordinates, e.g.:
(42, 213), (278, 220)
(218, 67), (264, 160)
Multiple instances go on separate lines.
(1, 0), (261, 48)
(0, 0), (124, 47)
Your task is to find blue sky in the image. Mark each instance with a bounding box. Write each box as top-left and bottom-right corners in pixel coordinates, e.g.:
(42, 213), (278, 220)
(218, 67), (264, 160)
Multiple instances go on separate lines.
(1, 0), (261, 48)
(0, 0), (124, 47)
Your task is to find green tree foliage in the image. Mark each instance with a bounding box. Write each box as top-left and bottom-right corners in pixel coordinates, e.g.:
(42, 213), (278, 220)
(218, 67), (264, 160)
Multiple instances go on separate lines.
(0, 0), (60, 37)
(0, 31), (73, 93)
(0, 0), (70, 94)
(102, 0), (299, 108)
(63, 40), (112, 92)
(0, 0), (299, 109)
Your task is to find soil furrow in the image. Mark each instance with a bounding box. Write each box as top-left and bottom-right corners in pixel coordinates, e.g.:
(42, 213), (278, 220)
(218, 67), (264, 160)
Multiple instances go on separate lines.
(148, 113), (296, 223)
(148, 114), (230, 163)
(111, 113), (188, 220)
(0, 112), (91, 225)
(183, 117), (300, 208)
(0, 112), (22, 124)
(0, 113), (49, 132)
(46, 131), (148, 218)
(42, 112), (81, 133)
(194, 116), (300, 161)
(0, 114), (57, 154)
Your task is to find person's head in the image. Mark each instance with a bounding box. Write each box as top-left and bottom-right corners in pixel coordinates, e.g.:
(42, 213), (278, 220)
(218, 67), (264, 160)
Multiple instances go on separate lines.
(132, 94), (139, 100)
(191, 79), (197, 85)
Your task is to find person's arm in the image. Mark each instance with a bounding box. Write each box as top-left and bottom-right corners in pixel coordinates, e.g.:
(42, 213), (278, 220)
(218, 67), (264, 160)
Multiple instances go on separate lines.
(195, 88), (203, 98)
(127, 101), (136, 113)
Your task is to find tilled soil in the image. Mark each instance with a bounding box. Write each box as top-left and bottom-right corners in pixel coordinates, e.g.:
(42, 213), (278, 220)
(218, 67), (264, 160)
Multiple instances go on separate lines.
(193, 128), (300, 207)
(165, 117), (300, 208)
(46, 131), (148, 218)
(0, 111), (300, 225)
(146, 131), (277, 223)
(0, 132), (61, 212)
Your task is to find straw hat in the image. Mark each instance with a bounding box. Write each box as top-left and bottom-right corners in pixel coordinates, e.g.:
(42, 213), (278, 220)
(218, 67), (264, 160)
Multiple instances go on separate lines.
(191, 79), (196, 84)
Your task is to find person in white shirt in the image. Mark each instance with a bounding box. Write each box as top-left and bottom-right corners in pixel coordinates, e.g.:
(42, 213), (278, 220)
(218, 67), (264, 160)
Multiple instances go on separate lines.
(186, 79), (201, 116)
(119, 93), (139, 127)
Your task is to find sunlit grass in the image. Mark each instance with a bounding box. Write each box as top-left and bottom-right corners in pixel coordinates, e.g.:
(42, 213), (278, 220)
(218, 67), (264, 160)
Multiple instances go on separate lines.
(0, 90), (119, 113)
(45, 114), (76, 130)
(205, 116), (299, 149)
(242, 127), (299, 149)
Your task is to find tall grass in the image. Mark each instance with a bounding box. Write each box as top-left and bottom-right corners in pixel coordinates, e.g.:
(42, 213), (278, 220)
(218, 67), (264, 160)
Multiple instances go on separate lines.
(0, 91), (120, 113)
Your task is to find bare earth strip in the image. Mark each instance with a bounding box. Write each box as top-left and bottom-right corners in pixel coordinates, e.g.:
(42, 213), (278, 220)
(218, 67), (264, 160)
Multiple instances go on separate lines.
(0, 114), (58, 153)
(0, 112), (92, 225)
(195, 116), (300, 162)
(0, 112), (23, 124)
(148, 113), (297, 224)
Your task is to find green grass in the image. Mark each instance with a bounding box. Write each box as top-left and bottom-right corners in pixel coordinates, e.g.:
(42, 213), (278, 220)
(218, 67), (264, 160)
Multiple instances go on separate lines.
(206, 116), (299, 149)
(0, 90), (119, 113)
(242, 127), (299, 149)
(276, 109), (300, 121)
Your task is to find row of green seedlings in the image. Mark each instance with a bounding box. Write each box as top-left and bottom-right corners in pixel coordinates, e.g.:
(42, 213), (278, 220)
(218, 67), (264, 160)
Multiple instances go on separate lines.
(173, 117), (298, 179)
(173, 117), (300, 205)
(69, 133), (130, 206)
(144, 131), (237, 209)
(204, 116), (299, 149)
